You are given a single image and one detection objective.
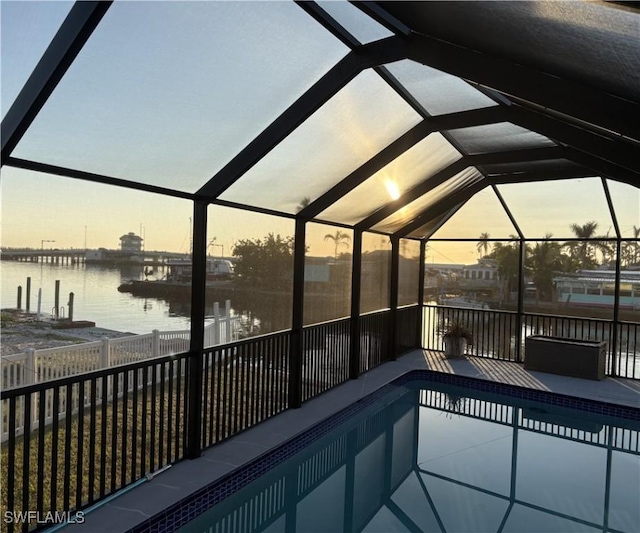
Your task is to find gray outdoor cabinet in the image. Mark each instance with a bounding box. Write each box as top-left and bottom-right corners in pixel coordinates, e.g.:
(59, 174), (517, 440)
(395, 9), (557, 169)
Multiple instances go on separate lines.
(524, 335), (607, 380)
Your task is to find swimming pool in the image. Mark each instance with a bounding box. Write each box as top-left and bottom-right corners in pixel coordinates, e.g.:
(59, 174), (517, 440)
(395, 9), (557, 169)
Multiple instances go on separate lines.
(136, 373), (640, 533)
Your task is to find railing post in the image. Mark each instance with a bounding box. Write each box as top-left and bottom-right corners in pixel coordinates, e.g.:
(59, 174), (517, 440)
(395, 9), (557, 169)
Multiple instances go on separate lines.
(152, 329), (160, 357)
(225, 300), (232, 343)
(350, 230), (363, 379)
(213, 302), (221, 345)
(101, 337), (110, 369)
(288, 218), (306, 409)
(25, 348), (36, 385)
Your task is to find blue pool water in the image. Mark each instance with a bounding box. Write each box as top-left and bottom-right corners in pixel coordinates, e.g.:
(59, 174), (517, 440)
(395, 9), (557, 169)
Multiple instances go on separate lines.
(141, 375), (640, 533)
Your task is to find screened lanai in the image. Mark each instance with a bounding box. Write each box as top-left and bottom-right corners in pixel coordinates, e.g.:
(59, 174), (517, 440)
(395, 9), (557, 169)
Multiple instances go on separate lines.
(1, 1), (639, 530)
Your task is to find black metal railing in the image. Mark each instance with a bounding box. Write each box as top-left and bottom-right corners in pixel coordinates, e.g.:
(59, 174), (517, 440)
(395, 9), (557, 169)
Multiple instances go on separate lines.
(523, 313), (614, 364)
(0, 353), (189, 533)
(423, 305), (519, 361)
(200, 331), (290, 448)
(301, 318), (351, 402)
(396, 305), (422, 354)
(419, 387), (638, 453)
(614, 321), (640, 380)
(423, 304), (640, 380)
(360, 310), (391, 373)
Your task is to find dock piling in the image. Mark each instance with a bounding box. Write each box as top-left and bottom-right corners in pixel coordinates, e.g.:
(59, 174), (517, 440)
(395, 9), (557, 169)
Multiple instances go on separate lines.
(36, 288), (42, 320)
(54, 280), (60, 319)
(26, 277), (31, 312)
(17, 286), (22, 310)
(68, 292), (74, 321)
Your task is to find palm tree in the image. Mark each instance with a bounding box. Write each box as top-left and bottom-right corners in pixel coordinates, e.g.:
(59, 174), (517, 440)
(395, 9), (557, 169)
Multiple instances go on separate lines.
(489, 239), (521, 299)
(594, 228), (615, 267)
(324, 230), (351, 260)
(529, 234), (564, 301)
(622, 225), (640, 268)
(476, 232), (491, 258)
(565, 221), (599, 269)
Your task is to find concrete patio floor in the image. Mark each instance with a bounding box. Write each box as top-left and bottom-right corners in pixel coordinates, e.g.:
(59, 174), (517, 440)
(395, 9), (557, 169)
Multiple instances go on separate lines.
(68, 350), (640, 533)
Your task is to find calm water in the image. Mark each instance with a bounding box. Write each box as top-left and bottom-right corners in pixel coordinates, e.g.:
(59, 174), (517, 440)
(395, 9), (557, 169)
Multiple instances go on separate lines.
(178, 382), (640, 533)
(0, 261), (203, 334)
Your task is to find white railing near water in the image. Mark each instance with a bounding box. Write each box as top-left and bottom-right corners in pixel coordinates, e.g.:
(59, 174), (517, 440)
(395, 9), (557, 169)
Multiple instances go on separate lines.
(1, 302), (241, 391)
(1, 305), (242, 442)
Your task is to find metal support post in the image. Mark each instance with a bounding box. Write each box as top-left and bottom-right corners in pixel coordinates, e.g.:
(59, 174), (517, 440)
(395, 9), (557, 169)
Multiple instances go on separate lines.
(288, 218), (306, 409)
(389, 238), (400, 360)
(349, 230), (363, 379)
(187, 200), (207, 459)
(418, 241), (427, 348)
(610, 239), (622, 376)
(516, 239), (526, 362)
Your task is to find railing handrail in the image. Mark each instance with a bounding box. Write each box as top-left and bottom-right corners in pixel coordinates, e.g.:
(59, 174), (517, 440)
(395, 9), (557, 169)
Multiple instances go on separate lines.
(424, 303), (517, 317)
(24, 339), (103, 357)
(109, 332), (154, 342)
(302, 316), (351, 330)
(1, 351), (191, 400)
(205, 328), (291, 352)
(1, 352), (28, 362)
(523, 311), (615, 324)
(397, 303), (421, 310)
(360, 308), (391, 317)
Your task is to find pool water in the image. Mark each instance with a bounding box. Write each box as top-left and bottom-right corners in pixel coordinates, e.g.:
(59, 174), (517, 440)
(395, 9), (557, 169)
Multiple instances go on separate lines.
(176, 380), (639, 533)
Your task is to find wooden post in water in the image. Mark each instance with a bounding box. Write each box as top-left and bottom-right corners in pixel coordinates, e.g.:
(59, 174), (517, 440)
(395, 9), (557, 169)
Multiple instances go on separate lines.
(54, 280), (60, 319)
(68, 292), (74, 321)
(17, 286), (22, 310)
(36, 288), (42, 320)
(26, 277), (31, 312)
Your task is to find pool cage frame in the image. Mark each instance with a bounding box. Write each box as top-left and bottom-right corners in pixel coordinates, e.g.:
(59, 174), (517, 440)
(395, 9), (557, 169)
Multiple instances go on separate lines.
(1, 1), (639, 531)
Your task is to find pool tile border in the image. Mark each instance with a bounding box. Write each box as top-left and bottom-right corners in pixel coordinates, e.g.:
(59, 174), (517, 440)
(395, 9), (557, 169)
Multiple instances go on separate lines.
(129, 369), (639, 533)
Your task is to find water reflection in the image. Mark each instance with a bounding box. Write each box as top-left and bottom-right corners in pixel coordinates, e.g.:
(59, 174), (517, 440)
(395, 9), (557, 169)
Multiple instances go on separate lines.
(180, 383), (640, 533)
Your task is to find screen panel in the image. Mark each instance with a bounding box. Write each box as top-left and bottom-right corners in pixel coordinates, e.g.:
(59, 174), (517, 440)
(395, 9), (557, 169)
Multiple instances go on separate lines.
(496, 178), (614, 239)
(385, 60), (498, 116)
(13, 1), (349, 192)
(372, 167), (483, 234)
(317, 133), (461, 225)
(1, 1), (73, 118)
(221, 69), (423, 214)
(446, 123), (555, 155)
(317, 1), (393, 44)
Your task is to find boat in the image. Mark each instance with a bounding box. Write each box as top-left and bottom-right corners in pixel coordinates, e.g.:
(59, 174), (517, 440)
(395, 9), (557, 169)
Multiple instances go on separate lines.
(439, 296), (489, 310)
(118, 258), (235, 297)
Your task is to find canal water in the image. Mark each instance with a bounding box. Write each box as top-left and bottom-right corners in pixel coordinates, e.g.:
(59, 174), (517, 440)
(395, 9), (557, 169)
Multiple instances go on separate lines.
(1, 261), (201, 334)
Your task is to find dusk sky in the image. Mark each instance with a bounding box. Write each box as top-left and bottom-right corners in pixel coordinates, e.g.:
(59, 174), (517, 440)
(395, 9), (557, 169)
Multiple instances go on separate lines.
(1, 1), (638, 263)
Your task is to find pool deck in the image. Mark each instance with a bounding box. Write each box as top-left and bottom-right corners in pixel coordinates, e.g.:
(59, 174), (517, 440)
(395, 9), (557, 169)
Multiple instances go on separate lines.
(71, 350), (640, 533)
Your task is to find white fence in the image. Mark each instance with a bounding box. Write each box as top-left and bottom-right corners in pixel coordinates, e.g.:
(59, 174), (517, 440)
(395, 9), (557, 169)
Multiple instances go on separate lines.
(1, 304), (241, 442)
(1, 301), (241, 391)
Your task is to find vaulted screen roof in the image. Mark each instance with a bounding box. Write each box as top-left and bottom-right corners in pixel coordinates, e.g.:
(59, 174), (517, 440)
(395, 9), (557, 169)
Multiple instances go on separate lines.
(2, 0), (639, 239)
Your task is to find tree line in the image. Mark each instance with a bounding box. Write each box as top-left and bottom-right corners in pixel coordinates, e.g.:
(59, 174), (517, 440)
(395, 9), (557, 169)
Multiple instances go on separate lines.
(478, 222), (640, 301)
